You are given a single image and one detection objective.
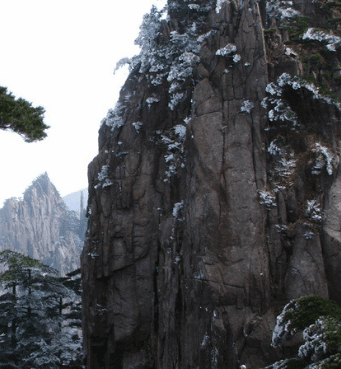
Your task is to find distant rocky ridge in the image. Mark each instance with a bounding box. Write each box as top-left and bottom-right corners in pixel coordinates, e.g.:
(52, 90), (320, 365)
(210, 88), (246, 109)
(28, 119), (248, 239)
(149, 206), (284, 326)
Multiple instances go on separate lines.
(0, 173), (85, 275)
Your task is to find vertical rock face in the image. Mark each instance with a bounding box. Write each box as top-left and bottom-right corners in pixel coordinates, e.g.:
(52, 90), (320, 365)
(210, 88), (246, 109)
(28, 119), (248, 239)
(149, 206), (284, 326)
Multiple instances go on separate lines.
(81, 0), (341, 368)
(0, 173), (83, 275)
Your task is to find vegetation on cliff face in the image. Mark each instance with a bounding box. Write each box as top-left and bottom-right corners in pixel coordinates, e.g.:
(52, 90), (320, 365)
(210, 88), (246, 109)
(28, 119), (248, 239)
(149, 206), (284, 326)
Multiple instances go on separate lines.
(265, 295), (341, 369)
(0, 250), (83, 369)
(0, 86), (48, 142)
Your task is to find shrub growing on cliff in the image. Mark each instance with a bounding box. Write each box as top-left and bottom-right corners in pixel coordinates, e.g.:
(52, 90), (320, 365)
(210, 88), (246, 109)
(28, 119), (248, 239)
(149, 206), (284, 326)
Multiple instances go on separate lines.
(264, 295), (341, 369)
(108, 1), (215, 130)
(0, 86), (49, 142)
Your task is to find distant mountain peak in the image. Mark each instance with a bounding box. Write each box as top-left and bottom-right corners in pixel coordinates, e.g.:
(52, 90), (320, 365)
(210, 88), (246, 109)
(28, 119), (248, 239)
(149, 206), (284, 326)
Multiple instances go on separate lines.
(23, 172), (60, 201)
(0, 173), (84, 275)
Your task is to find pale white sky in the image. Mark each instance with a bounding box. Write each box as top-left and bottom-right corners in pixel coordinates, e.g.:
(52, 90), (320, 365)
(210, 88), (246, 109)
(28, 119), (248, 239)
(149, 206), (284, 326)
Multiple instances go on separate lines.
(0, 0), (166, 206)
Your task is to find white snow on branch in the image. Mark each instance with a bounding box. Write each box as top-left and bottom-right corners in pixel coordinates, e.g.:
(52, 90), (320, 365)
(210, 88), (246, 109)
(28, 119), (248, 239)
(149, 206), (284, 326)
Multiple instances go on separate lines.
(275, 157), (296, 177)
(132, 121), (143, 132)
(174, 125), (187, 141)
(188, 3), (200, 10)
(233, 54), (241, 63)
(312, 143), (335, 175)
(146, 97), (160, 108)
(266, 0), (300, 21)
(173, 200), (184, 218)
(197, 30), (216, 43)
(98, 165), (109, 181)
(169, 82), (180, 94)
(298, 317), (333, 361)
(265, 82), (282, 96)
(169, 93), (184, 110)
(302, 28), (341, 52)
(102, 102), (125, 130)
(240, 100), (254, 114)
(102, 179), (113, 188)
(304, 231), (314, 239)
(216, 0), (227, 13)
(268, 140), (282, 156)
(165, 153), (175, 163)
(285, 47), (298, 57)
(216, 43), (237, 56)
(259, 191), (277, 208)
(96, 165), (114, 189)
(113, 57), (131, 74)
(264, 73), (340, 133)
(272, 300), (297, 347)
(167, 51), (200, 84)
(179, 51), (201, 64)
(88, 252), (99, 259)
(306, 200), (322, 223)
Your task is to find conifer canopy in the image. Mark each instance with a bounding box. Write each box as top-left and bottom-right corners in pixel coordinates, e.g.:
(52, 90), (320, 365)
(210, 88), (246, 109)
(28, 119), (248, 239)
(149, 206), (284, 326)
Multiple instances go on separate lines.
(0, 86), (49, 142)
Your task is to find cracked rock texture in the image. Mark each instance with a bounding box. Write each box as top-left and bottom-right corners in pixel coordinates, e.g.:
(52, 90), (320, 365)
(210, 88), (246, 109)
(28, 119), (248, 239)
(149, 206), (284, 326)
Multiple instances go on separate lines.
(81, 0), (341, 367)
(0, 173), (83, 275)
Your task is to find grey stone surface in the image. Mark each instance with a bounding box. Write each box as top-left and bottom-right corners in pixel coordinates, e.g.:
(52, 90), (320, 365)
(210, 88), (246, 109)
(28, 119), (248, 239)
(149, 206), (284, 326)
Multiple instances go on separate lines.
(81, 0), (341, 368)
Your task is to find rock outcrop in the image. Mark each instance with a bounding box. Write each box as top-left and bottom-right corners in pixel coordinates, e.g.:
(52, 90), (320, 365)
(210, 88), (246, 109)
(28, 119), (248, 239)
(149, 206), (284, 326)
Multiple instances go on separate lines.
(81, 0), (341, 368)
(0, 173), (83, 275)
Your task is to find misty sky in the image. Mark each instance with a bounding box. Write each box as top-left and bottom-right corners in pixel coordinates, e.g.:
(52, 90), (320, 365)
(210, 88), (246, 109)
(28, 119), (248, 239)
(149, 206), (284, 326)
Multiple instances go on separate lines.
(0, 0), (166, 205)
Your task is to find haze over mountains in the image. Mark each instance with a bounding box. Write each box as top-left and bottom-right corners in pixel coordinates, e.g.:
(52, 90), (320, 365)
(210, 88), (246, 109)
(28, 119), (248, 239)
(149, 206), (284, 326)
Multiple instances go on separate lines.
(63, 188), (89, 214)
(1, 0), (341, 367)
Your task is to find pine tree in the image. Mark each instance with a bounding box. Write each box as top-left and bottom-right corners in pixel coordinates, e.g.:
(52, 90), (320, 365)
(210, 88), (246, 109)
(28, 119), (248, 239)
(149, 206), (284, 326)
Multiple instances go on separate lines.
(0, 86), (49, 142)
(265, 295), (341, 369)
(0, 251), (83, 368)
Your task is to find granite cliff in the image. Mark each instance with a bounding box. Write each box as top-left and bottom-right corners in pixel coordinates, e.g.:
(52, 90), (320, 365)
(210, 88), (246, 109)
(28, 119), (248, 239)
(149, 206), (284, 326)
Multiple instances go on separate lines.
(81, 0), (341, 367)
(0, 173), (84, 275)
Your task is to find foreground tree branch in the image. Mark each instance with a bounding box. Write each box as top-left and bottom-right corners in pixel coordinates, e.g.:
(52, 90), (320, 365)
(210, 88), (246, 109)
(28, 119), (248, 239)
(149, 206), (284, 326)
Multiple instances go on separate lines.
(0, 86), (49, 142)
